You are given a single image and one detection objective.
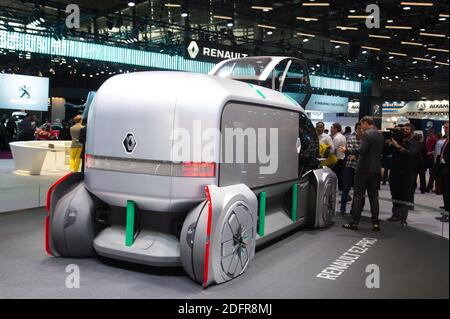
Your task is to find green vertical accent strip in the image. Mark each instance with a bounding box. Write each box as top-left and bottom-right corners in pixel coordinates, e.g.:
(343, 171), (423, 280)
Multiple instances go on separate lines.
(258, 192), (266, 237)
(126, 200), (135, 247)
(256, 89), (266, 99)
(292, 184), (298, 221)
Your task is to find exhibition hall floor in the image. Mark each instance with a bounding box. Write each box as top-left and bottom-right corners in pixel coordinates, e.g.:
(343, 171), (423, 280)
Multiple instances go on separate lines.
(0, 207), (448, 299)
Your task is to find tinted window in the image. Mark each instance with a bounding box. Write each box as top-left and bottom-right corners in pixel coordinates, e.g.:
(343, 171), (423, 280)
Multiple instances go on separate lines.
(219, 103), (299, 188)
(298, 112), (319, 176)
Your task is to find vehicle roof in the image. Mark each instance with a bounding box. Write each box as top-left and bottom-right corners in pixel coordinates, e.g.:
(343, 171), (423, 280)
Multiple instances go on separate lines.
(94, 70), (305, 115)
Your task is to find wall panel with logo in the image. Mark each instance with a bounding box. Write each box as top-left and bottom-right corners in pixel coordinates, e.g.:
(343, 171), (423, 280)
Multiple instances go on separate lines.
(0, 74), (49, 111)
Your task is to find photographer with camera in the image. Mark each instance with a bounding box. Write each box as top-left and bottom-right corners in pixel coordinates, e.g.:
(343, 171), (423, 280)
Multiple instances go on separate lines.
(386, 123), (421, 226)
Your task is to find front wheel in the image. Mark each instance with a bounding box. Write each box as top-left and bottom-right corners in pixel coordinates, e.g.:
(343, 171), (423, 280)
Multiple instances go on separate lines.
(180, 184), (257, 287)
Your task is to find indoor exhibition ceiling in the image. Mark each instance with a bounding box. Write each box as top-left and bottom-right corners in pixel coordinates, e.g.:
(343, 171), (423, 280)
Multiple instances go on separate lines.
(0, 0), (449, 99)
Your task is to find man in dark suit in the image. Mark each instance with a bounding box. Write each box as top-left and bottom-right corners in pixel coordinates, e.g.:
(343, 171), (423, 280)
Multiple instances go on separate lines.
(342, 116), (384, 231)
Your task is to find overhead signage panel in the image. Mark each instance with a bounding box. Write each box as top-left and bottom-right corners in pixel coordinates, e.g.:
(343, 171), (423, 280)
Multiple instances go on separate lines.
(305, 94), (349, 113)
(184, 38), (249, 63)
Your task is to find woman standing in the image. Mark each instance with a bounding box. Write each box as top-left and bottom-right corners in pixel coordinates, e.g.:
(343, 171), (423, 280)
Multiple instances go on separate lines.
(69, 115), (84, 172)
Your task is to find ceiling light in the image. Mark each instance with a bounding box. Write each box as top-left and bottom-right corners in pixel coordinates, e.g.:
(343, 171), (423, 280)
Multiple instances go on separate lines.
(302, 3), (330, 6)
(401, 41), (423, 46)
(127, 1), (136, 7)
(385, 25), (413, 29)
(330, 39), (350, 45)
(296, 17), (319, 21)
(427, 47), (449, 52)
(436, 61), (449, 66)
(267, 31), (273, 35)
(181, 12), (188, 18)
(334, 45), (341, 49)
(403, 6), (411, 10)
(303, 38), (309, 42)
(227, 22), (233, 27)
(412, 60), (418, 64)
(297, 32), (316, 37)
(400, 2), (434, 6)
(439, 17), (447, 21)
(439, 13), (449, 18)
(387, 19), (394, 23)
(337, 26), (359, 30)
(258, 24), (276, 29)
(361, 45), (381, 51)
(213, 15), (233, 20)
(420, 32), (446, 38)
(164, 3), (181, 8)
(349, 9), (356, 13)
(413, 57), (432, 62)
(251, 6), (273, 11)
(434, 65), (439, 68)
(362, 50), (368, 54)
(389, 51), (408, 57)
(358, 74), (363, 77)
(369, 34), (391, 39)
(389, 56), (394, 59)
(348, 15), (374, 19)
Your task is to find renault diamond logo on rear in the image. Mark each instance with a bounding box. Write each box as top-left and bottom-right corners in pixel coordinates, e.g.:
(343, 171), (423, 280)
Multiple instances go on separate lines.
(123, 133), (137, 154)
(187, 41), (200, 59)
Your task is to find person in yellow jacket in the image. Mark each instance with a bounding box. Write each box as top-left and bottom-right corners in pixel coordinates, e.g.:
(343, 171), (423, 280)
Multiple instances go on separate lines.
(69, 115), (84, 172)
(319, 143), (338, 168)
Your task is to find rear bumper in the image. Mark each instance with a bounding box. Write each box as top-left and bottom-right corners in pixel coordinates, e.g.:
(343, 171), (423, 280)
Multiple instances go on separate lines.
(94, 226), (181, 267)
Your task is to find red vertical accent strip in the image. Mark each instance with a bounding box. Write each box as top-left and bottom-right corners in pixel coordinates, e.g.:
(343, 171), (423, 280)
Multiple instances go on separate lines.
(203, 186), (213, 288)
(46, 172), (73, 212)
(44, 216), (53, 256)
(45, 172), (73, 256)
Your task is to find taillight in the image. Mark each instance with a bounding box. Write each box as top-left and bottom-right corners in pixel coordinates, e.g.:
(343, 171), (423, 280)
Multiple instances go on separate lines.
(85, 153), (93, 169)
(181, 162), (216, 177)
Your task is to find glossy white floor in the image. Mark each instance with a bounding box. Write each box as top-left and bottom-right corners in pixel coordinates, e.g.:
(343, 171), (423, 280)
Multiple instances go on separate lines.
(0, 158), (448, 238)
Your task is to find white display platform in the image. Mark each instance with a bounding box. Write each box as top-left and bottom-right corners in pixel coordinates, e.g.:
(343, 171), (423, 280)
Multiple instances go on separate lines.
(9, 141), (72, 175)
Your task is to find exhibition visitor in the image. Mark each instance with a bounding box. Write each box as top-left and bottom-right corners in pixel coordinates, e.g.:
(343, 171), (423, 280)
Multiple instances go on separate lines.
(425, 127), (439, 178)
(315, 121), (335, 153)
(344, 126), (352, 139)
(427, 132), (444, 193)
(386, 123), (420, 226)
(18, 114), (34, 141)
(331, 122), (347, 191)
(69, 115), (84, 172)
(413, 134), (428, 195)
(339, 122), (362, 216)
(59, 120), (72, 141)
(343, 116), (384, 231)
(6, 116), (17, 144)
(436, 121), (449, 222)
(0, 116), (7, 151)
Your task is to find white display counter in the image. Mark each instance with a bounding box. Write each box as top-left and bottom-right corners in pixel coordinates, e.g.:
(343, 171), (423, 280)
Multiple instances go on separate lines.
(9, 141), (72, 175)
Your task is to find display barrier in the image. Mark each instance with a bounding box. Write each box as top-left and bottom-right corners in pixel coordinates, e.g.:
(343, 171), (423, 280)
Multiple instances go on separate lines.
(9, 140), (71, 175)
(0, 183), (50, 213)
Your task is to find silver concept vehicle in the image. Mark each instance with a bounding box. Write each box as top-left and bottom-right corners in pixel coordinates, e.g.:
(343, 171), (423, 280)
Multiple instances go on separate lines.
(45, 57), (337, 287)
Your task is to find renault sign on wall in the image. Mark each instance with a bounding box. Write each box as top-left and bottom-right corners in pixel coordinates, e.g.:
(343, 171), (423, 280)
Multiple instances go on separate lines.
(184, 38), (248, 63)
(0, 74), (49, 111)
